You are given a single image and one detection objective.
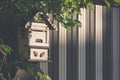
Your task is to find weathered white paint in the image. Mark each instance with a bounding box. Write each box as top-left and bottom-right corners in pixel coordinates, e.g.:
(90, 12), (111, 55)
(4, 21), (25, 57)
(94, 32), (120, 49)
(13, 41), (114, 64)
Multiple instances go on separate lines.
(95, 5), (103, 80)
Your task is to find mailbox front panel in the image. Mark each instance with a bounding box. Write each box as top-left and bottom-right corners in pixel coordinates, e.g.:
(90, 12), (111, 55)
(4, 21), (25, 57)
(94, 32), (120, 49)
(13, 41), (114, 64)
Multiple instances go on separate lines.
(28, 22), (50, 61)
(30, 48), (48, 60)
(29, 31), (49, 47)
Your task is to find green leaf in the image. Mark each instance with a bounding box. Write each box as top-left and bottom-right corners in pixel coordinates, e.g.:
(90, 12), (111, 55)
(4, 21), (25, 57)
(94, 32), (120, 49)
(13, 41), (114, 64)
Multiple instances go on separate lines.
(0, 44), (12, 55)
(104, 0), (110, 8)
(37, 71), (41, 77)
(114, 0), (120, 6)
(72, 1), (77, 8)
(73, 20), (81, 27)
(87, 2), (93, 8)
(83, 0), (87, 3)
(4, 45), (12, 51)
(43, 74), (52, 80)
(114, 0), (120, 3)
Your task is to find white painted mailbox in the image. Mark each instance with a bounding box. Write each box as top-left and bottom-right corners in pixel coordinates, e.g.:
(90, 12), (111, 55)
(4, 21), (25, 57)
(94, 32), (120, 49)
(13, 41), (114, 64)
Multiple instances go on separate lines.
(28, 22), (49, 61)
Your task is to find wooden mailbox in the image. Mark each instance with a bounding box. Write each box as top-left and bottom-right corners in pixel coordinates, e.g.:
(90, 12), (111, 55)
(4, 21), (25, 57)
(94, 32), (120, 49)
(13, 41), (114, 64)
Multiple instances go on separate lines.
(28, 22), (50, 61)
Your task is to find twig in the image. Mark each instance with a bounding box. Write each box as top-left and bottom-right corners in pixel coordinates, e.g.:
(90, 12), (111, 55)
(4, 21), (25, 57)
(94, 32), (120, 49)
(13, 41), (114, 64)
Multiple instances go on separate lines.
(0, 49), (7, 56)
(0, 57), (4, 72)
(0, 38), (4, 44)
(8, 72), (11, 80)
(0, 56), (6, 72)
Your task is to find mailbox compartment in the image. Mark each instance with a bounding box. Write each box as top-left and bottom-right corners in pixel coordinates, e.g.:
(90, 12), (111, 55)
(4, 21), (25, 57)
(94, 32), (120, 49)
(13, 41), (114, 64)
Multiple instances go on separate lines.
(30, 47), (48, 60)
(29, 30), (49, 47)
(28, 22), (49, 47)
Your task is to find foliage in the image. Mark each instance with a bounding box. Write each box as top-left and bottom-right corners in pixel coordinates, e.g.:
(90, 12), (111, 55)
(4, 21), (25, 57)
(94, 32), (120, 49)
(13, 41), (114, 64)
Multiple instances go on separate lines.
(0, 60), (52, 80)
(0, 39), (13, 73)
(0, 0), (119, 29)
(104, 0), (120, 8)
(104, 0), (111, 8)
(32, 71), (51, 80)
(0, 39), (12, 80)
(43, 73), (52, 80)
(0, 39), (51, 80)
(113, 0), (120, 6)
(0, 44), (12, 55)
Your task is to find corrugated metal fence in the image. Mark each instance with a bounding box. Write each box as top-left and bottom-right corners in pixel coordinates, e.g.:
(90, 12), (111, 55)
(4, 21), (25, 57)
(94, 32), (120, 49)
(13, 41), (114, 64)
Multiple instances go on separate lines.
(42, 5), (120, 80)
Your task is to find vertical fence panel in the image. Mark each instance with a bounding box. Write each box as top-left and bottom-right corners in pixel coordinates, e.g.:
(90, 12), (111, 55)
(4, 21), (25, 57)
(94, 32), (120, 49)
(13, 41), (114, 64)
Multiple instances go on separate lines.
(48, 5), (120, 80)
(48, 15), (59, 80)
(86, 7), (96, 80)
(67, 27), (73, 80)
(59, 23), (67, 80)
(95, 5), (103, 80)
(102, 6), (113, 80)
(72, 14), (79, 80)
(85, 8), (90, 80)
(112, 8), (120, 80)
(78, 8), (86, 80)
